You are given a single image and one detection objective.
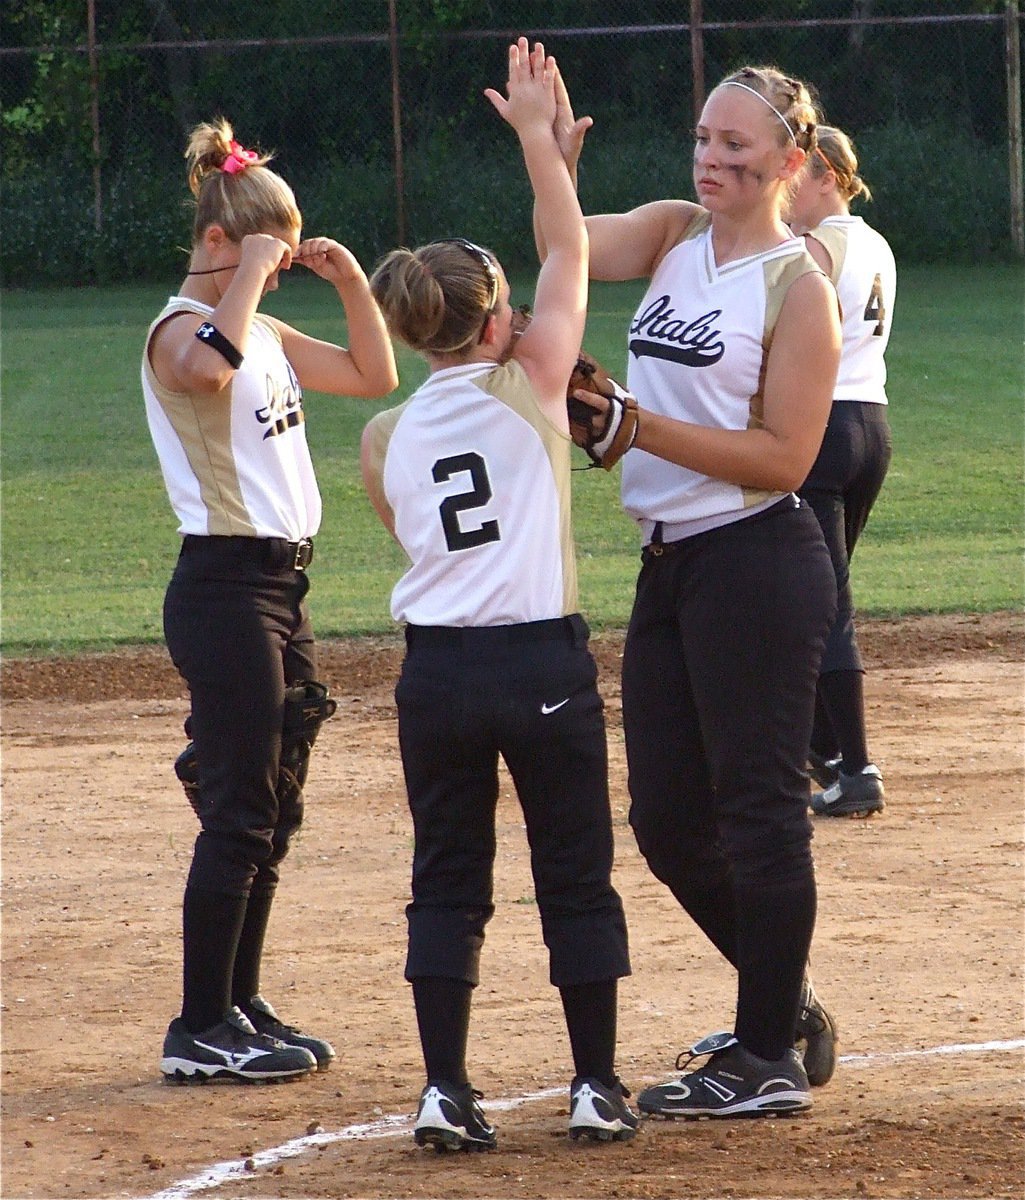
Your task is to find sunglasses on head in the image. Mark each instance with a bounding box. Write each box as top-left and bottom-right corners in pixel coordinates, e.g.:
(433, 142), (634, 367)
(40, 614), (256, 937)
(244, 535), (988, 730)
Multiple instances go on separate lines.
(437, 238), (501, 337)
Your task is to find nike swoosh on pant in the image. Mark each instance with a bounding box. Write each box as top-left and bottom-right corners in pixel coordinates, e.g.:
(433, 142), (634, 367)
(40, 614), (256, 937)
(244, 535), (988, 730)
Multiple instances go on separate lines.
(541, 699), (570, 715)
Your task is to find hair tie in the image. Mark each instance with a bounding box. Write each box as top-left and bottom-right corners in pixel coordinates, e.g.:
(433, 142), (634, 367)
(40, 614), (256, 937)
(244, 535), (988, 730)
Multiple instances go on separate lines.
(815, 146), (834, 172)
(222, 140), (259, 175)
(721, 81), (797, 146)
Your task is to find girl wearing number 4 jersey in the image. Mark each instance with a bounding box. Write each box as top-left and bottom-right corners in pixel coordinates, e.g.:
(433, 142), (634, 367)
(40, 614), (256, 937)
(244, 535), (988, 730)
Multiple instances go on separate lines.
(786, 126), (897, 818)
(360, 40), (635, 1152)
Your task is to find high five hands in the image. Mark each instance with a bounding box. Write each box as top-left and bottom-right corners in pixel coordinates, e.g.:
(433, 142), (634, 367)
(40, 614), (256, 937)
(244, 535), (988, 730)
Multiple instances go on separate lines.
(483, 35), (594, 163)
(484, 36), (558, 134)
(551, 56), (592, 175)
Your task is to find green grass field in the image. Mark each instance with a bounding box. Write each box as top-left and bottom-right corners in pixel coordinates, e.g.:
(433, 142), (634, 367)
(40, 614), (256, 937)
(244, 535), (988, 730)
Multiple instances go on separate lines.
(2, 265), (1022, 655)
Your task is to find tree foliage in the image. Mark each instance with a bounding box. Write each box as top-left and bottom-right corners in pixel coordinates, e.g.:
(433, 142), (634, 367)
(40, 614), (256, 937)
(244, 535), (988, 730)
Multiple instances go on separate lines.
(1, 0), (1018, 280)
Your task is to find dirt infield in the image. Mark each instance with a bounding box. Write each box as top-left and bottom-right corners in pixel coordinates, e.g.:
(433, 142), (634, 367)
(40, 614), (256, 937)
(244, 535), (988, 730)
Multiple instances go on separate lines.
(2, 611), (1023, 1200)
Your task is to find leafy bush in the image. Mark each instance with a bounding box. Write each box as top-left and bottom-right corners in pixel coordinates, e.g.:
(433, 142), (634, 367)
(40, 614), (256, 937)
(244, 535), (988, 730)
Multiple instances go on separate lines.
(1, 117), (1016, 286)
(853, 121), (1011, 262)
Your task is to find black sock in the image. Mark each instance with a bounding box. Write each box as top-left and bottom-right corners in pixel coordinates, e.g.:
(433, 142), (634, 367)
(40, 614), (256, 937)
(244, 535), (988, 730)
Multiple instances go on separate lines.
(809, 689), (839, 762)
(560, 980), (618, 1087)
(181, 886), (248, 1033)
(819, 669), (870, 773)
(669, 878), (738, 968)
(411, 976), (473, 1085)
(231, 887), (275, 1009)
(733, 875), (816, 1063)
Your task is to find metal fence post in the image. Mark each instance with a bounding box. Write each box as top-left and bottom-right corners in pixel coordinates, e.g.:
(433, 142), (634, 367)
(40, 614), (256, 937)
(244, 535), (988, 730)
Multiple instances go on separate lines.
(690, 0), (705, 128)
(87, 0), (101, 235)
(1006, 0), (1024, 257)
(388, 0), (405, 248)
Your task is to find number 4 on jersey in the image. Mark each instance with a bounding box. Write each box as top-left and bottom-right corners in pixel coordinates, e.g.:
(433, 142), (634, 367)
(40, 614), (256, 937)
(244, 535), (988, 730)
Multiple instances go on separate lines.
(864, 273), (886, 336)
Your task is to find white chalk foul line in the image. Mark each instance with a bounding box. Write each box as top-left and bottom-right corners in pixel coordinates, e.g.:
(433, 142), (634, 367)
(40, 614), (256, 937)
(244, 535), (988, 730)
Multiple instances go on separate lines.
(147, 1086), (561, 1200)
(838, 1037), (1024, 1065)
(148, 1114), (412, 1200)
(148, 1039), (1025, 1200)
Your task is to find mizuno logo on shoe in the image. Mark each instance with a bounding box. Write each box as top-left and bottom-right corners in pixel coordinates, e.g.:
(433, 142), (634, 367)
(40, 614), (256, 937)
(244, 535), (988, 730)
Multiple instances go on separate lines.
(194, 1040), (272, 1067)
(541, 699), (569, 714)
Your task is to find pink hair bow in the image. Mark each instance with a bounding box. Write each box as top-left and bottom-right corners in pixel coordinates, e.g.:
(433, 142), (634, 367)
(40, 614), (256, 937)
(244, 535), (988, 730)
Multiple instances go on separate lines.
(222, 140), (259, 175)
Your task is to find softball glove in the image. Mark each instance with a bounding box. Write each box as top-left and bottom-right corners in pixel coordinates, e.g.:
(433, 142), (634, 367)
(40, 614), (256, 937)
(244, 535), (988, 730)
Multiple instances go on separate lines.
(566, 350), (640, 471)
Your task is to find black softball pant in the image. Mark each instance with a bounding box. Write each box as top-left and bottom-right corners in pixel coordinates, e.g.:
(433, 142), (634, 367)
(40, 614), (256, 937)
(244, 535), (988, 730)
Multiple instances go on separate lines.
(396, 615), (630, 990)
(622, 498), (836, 1061)
(798, 401), (892, 674)
(163, 536), (316, 898)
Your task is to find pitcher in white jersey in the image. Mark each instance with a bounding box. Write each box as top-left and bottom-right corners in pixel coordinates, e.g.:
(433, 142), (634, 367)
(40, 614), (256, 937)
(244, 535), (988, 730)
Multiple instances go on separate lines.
(787, 126), (896, 818)
(143, 117), (396, 1085)
(541, 64), (844, 1118)
(361, 39), (636, 1151)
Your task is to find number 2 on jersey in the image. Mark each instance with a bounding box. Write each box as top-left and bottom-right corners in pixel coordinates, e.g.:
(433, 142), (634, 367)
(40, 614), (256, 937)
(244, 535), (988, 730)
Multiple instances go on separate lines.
(432, 452), (501, 552)
(864, 273), (886, 336)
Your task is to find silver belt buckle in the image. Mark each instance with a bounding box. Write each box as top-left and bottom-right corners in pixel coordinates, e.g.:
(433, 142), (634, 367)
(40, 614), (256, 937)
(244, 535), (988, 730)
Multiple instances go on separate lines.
(293, 538), (313, 570)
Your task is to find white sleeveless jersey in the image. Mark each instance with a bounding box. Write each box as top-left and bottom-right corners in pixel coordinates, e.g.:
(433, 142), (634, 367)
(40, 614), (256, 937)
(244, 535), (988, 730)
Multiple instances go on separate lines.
(363, 360), (577, 626)
(141, 297), (321, 539)
(623, 213), (822, 532)
(809, 215), (895, 405)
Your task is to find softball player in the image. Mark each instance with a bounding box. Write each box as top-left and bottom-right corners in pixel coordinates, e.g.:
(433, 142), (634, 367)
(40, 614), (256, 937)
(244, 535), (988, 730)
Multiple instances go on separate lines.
(142, 118), (396, 1083)
(787, 126), (896, 818)
(548, 64), (842, 1117)
(361, 40), (636, 1150)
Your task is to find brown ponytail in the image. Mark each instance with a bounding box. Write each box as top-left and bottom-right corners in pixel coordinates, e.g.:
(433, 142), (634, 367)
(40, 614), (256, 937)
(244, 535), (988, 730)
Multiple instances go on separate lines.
(370, 241), (500, 356)
(811, 126), (873, 203)
(184, 117), (300, 245)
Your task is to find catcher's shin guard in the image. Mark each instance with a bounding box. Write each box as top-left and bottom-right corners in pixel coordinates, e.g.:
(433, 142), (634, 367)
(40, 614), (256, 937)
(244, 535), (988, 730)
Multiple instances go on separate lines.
(279, 680), (337, 790)
(174, 737), (209, 821)
(174, 682), (337, 830)
(270, 680), (338, 863)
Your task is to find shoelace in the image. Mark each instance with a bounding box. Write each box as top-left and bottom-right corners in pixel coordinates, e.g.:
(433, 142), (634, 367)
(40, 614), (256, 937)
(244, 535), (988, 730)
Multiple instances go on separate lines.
(674, 1048), (706, 1072)
(797, 1002), (827, 1036)
(673, 1031), (738, 1072)
(226, 1006), (259, 1036)
(468, 1088), (495, 1131)
(264, 1015), (303, 1036)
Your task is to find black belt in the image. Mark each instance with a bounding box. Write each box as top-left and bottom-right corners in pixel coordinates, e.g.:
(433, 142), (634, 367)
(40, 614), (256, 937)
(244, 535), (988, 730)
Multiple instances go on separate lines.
(405, 613), (587, 649)
(182, 535), (314, 571)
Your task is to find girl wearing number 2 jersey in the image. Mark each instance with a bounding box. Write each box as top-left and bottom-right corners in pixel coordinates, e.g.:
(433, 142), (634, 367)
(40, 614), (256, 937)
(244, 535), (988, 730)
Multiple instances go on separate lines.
(360, 40), (635, 1151)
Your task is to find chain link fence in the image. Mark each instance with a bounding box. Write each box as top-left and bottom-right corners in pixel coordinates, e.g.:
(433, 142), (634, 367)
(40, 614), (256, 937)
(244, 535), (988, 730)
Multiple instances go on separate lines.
(2, 1), (1022, 284)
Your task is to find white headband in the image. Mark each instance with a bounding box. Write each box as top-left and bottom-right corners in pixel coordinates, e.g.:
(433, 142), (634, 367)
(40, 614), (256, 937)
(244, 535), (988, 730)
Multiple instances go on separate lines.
(721, 80), (798, 146)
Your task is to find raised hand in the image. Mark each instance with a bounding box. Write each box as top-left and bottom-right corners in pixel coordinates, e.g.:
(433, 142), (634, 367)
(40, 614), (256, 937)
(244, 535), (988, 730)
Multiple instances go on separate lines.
(553, 64), (592, 174)
(484, 37), (557, 135)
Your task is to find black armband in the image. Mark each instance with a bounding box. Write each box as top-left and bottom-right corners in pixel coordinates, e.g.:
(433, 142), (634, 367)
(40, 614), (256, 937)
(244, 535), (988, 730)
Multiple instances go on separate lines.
(195, 322), (244, 370)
